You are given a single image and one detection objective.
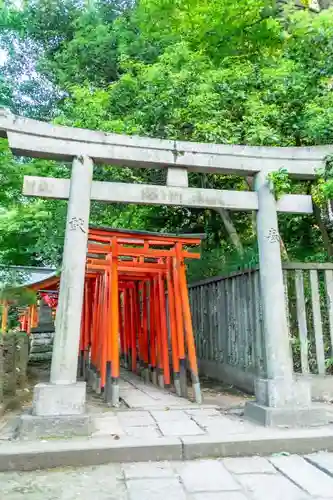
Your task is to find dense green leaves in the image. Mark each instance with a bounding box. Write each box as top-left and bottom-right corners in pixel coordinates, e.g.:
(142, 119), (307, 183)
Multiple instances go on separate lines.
(1, 0), (333, 277)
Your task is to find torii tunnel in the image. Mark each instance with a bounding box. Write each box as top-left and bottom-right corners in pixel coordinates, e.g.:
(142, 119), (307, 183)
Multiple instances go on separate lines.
(18, 226), (204, 405)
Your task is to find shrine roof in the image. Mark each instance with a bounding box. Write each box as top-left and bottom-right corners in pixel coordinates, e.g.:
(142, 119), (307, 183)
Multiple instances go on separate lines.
(88, 225), (206, 240)
(0, 265), (57, 287)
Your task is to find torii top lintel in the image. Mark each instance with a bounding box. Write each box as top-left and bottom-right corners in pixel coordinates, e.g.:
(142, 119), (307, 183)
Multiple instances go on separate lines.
(1, 108), (332, 178)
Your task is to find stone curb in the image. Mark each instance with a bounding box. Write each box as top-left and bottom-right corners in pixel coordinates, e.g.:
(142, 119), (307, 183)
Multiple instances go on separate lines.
(0, 437), (182, 471)
(181, 428), (333, 460)
(1, 429), (333, 471)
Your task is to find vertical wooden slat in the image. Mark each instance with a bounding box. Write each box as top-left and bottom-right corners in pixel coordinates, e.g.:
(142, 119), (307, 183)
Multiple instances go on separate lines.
(230, 276), (237, 365)
(200, 285), (205, 359)
(195, 288), (200, 357)
(310, 270), (326, 375)
(325, 270), (333, 354)
(283, 269), (295, 368)
(237, 275), (245, 370)
(194, 288), (200, 358)
(196, 288), (201, 357)
(294, 270), (309, 374)
(247, 273), (254, 369)
(242, 274), (250, 370)
(203, 284), (209, 360)
(253, 270), (262, 375)
(208, 283), (214, 361)
(217, 280), (225, 363)
(223, 279), (228, 363)
(226, 277), (232, 364)
(192, 288), (198, 358)
(212, 282), (218, 362)
(247, 272), (256, 371)
(233, 276), (240, 368)
(227, 277), (233, 365)
(190, 288), (196, 354)
(201, 285), (206, 360)
(283, 271), (291, 339)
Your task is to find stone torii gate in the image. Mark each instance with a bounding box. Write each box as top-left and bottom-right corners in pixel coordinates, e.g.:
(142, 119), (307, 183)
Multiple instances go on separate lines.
(0, 108), (331, 430)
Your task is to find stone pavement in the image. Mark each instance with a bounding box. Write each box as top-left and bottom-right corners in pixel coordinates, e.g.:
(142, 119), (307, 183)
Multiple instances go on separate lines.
(87, 371), (333, 440)
(92, 406), (258, 440)
(1, 370), (333, 471)
(2, 453), (333, 499)
(110, 371), (198, 409)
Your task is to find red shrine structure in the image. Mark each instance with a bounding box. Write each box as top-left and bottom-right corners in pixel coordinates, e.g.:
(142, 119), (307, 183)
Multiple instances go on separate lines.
(14, 227), (204, 404)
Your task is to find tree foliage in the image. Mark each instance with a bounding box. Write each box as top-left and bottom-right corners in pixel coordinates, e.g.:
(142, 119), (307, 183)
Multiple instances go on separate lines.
(1, 0), (333, 277)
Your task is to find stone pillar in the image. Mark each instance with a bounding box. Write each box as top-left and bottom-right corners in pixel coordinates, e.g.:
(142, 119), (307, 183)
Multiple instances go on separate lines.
(254, 170), (294, 383)
(244, 171), (327, 426)
(32, 156), (93, 417)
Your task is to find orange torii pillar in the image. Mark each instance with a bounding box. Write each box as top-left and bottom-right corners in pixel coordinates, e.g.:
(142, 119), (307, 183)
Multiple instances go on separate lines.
(105, 239), (120, 406)
(1, 301), (8, 334)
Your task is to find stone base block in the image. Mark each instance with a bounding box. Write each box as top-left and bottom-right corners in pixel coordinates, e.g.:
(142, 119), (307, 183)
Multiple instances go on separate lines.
(18, 412), (93, 440)
(244, 401), (329, 427)
(33, 382), (86, 417)
(254, 377), (311, 407)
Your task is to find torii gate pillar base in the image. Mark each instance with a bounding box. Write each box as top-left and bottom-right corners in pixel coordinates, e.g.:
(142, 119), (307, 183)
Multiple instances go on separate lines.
(32, 382), (86, 416)
(18, 411), (93, 440)
(17, 382), (93, 440)
(244, 377), (329, 427)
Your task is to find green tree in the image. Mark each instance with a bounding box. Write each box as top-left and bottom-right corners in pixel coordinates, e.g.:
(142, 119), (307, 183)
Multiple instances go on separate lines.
(2, 1), (333, 276)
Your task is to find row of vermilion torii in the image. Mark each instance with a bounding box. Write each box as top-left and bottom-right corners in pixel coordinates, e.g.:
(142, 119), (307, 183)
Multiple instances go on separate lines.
(16, 226), (203, 406)
(82, 226), (202, 406)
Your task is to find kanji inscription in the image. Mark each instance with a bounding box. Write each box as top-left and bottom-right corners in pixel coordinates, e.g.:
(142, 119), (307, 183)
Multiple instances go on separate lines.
(69, 217), (86, 233)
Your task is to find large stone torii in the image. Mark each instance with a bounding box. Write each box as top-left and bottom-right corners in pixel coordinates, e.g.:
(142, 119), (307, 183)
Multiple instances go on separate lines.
(0, 108), (331, 431)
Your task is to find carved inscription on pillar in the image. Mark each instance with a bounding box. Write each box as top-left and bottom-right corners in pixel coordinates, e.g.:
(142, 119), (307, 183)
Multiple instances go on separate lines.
(265, 228), (280, 243)
(69, 217), (86, 233)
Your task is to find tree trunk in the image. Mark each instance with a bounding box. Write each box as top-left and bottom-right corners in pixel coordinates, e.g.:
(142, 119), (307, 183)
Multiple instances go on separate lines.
(313, 203), (333, 257)
(279, 237), (289, 261)
(214, 207), (244, 256)
(246, 176), (257, 234)
(203, 174), (244, 256)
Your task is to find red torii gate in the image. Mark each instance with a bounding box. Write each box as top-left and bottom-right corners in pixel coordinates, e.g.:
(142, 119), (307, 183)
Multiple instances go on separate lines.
(19, 227), (203, 405)
(81, 226), (203, 405)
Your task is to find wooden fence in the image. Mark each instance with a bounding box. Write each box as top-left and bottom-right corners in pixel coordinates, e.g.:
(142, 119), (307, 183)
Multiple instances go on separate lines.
(189, 263), (333, 395)
(283, 263), (333, 376)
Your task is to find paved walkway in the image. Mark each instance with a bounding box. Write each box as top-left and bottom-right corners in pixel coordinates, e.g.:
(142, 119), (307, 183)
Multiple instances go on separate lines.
(115, 371), (197, 409)
(2, 453), (333, 499)
(91, 375), (257, 439)
(1, 371), (333, 472)
(87, 371), (333, 441)
(91, 404), (277, 440)
(1, 370), (333, 446)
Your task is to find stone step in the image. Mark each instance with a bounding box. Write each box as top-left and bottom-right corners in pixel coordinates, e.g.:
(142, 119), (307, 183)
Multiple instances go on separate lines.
(2, 425), (333, 472)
